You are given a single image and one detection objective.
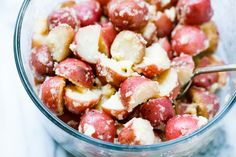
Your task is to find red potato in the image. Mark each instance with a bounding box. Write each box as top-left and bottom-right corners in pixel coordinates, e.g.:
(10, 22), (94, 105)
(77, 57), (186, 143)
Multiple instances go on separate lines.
(177, 0), (213, 25)
(96, 54), (133, 87)
(158, 37), (173, 60)
(48, 8), (79, 30)
(154, 11), (174, 38)
(96, 0), (110, 6)
(30, 45), (54, 76)
(58, 109), (81, 129)
(175, 102), (198, 115)
(147, 0), (178, 11)
(70, 25), (102, 64)
(39, 76), (66, 116)
(120, 76), (159, 112)
(102, 91), (128, 120)
(171, 54), (195, 86)
(107, 0), (149, 30)
(165, 115), (208, 140)
(99, 22), (118, 57)
(190, 87), (220, 119)
(74, 0), (102, 27)
(55, 58), (94, 88)
(171, 25), (209, 56)
(134, 43), (171, 78)
(193, 56), (219, 89)
(200, 21), (219, 54)
(64, 85), (101, 114)
(79, 110), (116, 142)
(141, 22), (157, 46)
(111, 30), (146, 65)
(140, 97), (175, 130)
(118, 118), (157, 145)
(156, 68), (180, 100)
(46, 24), (75, 62)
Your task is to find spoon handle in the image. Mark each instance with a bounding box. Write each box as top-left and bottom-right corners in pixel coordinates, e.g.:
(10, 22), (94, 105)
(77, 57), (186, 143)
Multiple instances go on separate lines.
(194, 64), (236, 76)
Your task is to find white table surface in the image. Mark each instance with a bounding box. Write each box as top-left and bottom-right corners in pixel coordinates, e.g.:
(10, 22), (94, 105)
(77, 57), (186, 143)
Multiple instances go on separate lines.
(0, 0), (236, 157)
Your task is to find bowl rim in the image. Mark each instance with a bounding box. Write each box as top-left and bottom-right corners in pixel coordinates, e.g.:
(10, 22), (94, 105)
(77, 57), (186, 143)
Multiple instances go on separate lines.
(14, 0), (236, 152)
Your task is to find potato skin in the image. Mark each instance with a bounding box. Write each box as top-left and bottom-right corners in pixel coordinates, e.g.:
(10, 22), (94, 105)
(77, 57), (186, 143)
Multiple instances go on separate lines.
(30, 45), (54, 76)
(177, 0), (213, 25)
(171, 25), (208, 56)
(140, 97), (175, 130)
(55, 58), (95, 88)
(108, 0), (148, 30)
(79, 110), (116, 142)
(39, 76), (66, 116)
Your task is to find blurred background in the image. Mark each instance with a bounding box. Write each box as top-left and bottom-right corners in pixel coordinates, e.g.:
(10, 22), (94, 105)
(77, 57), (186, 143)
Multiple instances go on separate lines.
(0, 0), (236, 157)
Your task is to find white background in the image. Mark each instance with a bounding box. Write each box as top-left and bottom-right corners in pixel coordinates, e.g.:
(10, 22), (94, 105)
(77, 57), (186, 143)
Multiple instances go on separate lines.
(0, 0), (236, 157)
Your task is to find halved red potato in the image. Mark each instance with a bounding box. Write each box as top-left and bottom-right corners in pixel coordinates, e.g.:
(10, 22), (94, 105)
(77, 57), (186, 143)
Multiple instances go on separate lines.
(134, 43), (171, 78)
(171, 25), (209, 56)
(46, 24), (75, 62)
(70, 25), (102, 64)
(148, 0), (178, 11)
(141, 21), (157, 46)
(55, 58), (95, 88)
(64, 85), (102, 114)
(96, 54), (133, 87)
(177, 0), (213, 25)
(107, 0), (149, 30)
(171, 54), (195, 86)
(74, 0), (102, 26)
(200, 21), (219, 54)
(120, 76), (159, 112)
(48, 8), (79, 30)
(193, 56), (219, 90)
(164, 7), (176, 22)
(190, 87), (220, 119)
(99, 22), (118, 57)
(39, 76), (66, 116)
(156, 68), (180, 99)
(154, 11), (174, 38)
(158, 37), (173, 60)
(58, 109), (81, 129)
(111, 30), (146, 65)
(118, 118), (157, 145)
(175, 101), (198, 116)
(102, 91), (128, 120)
(79, 109), (116, 142)
(30, 45), (54, 76)
(165, 114), (208, 140)
(140, 97), (175, 130)
(32, 18), (49, 48)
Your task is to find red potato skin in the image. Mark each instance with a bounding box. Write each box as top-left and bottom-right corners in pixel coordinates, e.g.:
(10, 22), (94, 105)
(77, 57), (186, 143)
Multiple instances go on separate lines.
(107, 0), (148, 30)
(99, 22), (118, 57)
(140, 97), (175, 130)
(95, 62), (127, 87)
(190, 87), (220, 119)
(154, 12), (174, 38)
(171, 53), (195, 70)
(135, 64), (166, 78)
(30, 45), (54, 76)
(171, 26), (208, 56)
(177, 0), (213, 25)
(74, 0), (102, 27)
(118, 125), (139, 145)
(58, 109), (81, 129)
(48, 8), (79, 30)
(55, 58), (95, 88)
(193, 57), (219, 89)
(120, 76), (154, 107)
(79, 110), (116, 142)
(158, 38), (173, 60)
(40, 76), (66, 116)
(165, 115), (204, 140)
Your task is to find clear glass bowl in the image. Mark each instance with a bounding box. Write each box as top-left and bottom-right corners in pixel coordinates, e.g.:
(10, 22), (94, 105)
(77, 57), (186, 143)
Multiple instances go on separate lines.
(14, 0), (236, 156)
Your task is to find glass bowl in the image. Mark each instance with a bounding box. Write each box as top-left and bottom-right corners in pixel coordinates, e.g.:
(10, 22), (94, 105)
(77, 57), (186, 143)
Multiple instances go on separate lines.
(14, 0), (236, 156)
